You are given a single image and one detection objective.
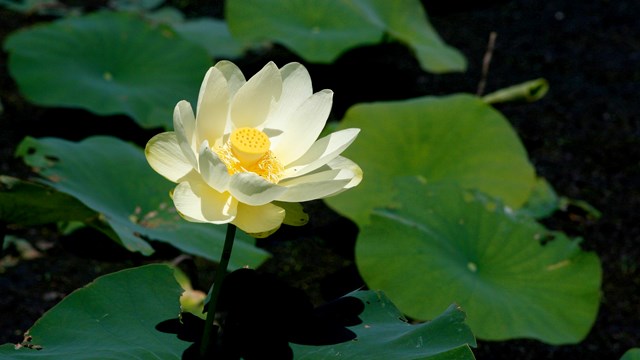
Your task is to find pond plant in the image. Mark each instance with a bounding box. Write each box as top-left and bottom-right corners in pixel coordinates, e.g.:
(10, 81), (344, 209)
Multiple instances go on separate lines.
(0, 0), (628, 359)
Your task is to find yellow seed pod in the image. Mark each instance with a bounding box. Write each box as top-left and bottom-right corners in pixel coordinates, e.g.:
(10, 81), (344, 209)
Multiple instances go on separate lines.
(229, 127), (271, 165)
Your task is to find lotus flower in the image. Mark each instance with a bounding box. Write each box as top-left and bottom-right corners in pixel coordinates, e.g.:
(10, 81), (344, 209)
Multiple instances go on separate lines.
(145, 61), (362, 237)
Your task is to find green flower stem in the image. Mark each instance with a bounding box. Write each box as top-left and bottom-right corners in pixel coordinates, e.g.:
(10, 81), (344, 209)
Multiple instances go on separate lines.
(199, 223), (237, 358)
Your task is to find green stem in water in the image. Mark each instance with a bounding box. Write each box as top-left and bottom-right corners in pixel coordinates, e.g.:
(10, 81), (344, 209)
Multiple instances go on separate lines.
(199, 223), (237, 358)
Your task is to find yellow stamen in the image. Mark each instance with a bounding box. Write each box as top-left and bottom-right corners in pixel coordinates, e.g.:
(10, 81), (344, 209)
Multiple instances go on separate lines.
(230, 127), (271, 166)
(214, 127), (283, 184)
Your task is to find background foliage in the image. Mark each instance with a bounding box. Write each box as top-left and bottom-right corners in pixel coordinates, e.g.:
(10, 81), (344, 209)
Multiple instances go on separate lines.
(0, 0), (637, 359)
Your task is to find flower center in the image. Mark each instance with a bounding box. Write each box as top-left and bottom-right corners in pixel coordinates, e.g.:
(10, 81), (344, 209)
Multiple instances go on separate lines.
(230, 127), (271, 165)
(214, 127), (283, 183)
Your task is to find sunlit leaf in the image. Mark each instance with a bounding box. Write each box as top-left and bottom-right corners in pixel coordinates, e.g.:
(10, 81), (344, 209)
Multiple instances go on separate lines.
(349, 0), (466, 73)
(325, 94), (536, 225)
(15, 136), (270, 269)
(621, 349), (640, 360)
(227, 0), (378, 62)
(4, 11), (211, 129)
(292, 290), (476, 359)
(226, 0), (465, 73)
(357, 178), (601, 344)
(0, 264), (190, 359)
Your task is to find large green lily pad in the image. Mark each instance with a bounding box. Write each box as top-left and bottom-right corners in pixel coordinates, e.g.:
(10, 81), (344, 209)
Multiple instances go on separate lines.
(173, 17), (247, 59)
(325, 94), (536, 225)
(0, 264), (474, 359)
(226, 0), (465, 73)
(357, 178), (601, 344)
(15, 136), (269, 269)
(0, 264), (190, 359)
(3, 11), (211, 129)
(293, 291), (476, 359)
(0, 175), (96, 226)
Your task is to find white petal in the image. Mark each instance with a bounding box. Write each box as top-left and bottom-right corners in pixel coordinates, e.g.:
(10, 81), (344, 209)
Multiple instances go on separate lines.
(230, 61), (282, 129)
(232, 202), (285, 236)
(172, 177), (237, 223)
(270, 89), (333, 165)
(198, 141), (231, 193)
(173, 100), (198, 167)
(276, 169), (352, 202)
(195, 67), (231, 148)
(214, 60), (246, 98)
(322, 155), (363, 190)
(277, 156), (363, 202)
(145, 132), (195, 183)
(282, 128), (360, 179)
(263, 63), (313, 129)
(228, 172), (287, 206)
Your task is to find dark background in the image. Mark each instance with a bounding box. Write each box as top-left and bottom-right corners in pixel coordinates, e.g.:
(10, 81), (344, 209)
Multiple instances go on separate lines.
(1, 1), (638, 359)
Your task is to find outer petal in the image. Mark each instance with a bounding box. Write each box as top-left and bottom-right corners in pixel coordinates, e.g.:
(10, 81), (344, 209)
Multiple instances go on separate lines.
(276, 156), (363, 202)
(228, 172), (287, 206)
(232, 202), (285, 237)
(171, 176), (237, 223)
(276, 170), (352, 202)
(281, 128), (360, 179)
(214, 60), (246, 98)
(230, 61), (282, 129)
(174, 100), (198, 167)
(273, 201), (309, 226)
(263, 62), (313, 130)
(210, 61), (245, 137)
(145, 131), (194, 183)
(322, 155), (363, 190)
(195, 67), (232, 148)
(270, 89), (333, 165)
(198, 141), (231, 193)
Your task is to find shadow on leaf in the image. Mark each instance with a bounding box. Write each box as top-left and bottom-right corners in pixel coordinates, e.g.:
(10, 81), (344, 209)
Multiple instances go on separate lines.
(156, 268), (364, 359)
